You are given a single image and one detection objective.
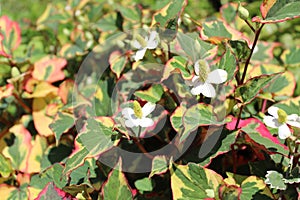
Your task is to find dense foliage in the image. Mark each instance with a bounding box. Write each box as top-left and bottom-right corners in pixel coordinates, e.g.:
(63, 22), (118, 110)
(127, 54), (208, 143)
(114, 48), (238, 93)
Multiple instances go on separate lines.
(1, 0), (300, 199)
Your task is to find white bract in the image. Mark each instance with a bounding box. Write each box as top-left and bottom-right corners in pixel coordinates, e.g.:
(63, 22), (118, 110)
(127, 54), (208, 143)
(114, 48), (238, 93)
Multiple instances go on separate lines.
(132, 31), (158, 61)
(122, 101), (155, 128)
(188, 59), (227, 97)
(263, 106), (300, 139)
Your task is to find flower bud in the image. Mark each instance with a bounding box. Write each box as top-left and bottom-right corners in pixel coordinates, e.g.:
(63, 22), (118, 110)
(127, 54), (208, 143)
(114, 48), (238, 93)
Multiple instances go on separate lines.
(11, 67), (20, 78)
(238, 3), (249, 20)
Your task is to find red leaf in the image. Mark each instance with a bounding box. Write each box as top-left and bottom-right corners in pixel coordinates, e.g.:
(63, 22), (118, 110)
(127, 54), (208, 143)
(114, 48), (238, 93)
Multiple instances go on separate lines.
(0, 16), (21, 57)
(32, 56), (67, 83)
(260, 0), (276, 19)
(226, 116), (286, 148)
(35, 182), (76, 200)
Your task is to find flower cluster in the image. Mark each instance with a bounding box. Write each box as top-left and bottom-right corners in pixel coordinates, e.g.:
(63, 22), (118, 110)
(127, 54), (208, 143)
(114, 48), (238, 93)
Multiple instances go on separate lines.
(132, 31), (159, 61)
(122, 101), (155, 128)
(263, 106), (300, 139)
(188, 59), (228, 98)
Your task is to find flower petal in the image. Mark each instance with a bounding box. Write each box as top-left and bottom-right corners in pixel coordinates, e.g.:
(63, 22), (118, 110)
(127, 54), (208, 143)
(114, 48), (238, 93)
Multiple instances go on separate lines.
(125, 119), (138, 128)
(134, 48), (147, 61)
(263, 116), (279, 128)
(122, 108), (134, 119)
(278, 124), (291, 139)
(267, 107), (279, 118)
(133, 40), (142, 49)
(190, 82), (205, 95)
(194, 61), (200, 76)
(191, 82), (216, 97)
(147, 31), (158, 49)
(207, 69), (227, 84)
(287, 114), (300, 127)
(201, 83), (216, 97)
(140, 118), (154, 127)
(142, 102), (155, 117)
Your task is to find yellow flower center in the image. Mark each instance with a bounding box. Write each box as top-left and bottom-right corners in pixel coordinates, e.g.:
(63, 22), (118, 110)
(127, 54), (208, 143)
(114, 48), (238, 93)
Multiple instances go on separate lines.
(197, 60), (210, 82)
(133, 100), (143, 119)
(135, 34), (147, 48)
(277, 109), (287, 123)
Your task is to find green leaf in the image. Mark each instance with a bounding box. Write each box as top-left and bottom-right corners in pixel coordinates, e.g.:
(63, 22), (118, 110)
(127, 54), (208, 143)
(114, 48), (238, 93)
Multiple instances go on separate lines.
(176, 32), (214, 62)
(31, 163), (68, 190)
(134, 84), (164, 103)
(235, 74), (280, 105)
(200, 131), (237, 166)
(134, 177), (154, 192)
(77, 117), (117, 156)
(253, 0), (300, 23)
(166, 56), (191, 79)
(59, 43), (85, 58)
(151, 0), (186, 27)
(202, 20), (232, 39)
(49, 112), (75, 145)
(240, 176), (266, 200)
(170, 104), (187, 132)
(149, 155), (169, 178)
(217, 48), (237, 81)
(117, 5), (141, 21)
(102, 160), (132, 200)
(36, 182), (69, 200)
(95, 13), (118, 32)
(181, 104), (224, 142)
(265, 170), (287, 190)
(69, 158), (97, 186)
(241, 123), (289, 155)
(281, 46), (300, 66)
(0, 16), (21, 57)
(109, 51), (127, 79)
(2, 124), (31, 172)
(7, 184), (28, 200)
(170, 162), (223, 199)
(0, 153), (13, 178)
(228, 40), (251, 62)
(63, 148), (89, 176)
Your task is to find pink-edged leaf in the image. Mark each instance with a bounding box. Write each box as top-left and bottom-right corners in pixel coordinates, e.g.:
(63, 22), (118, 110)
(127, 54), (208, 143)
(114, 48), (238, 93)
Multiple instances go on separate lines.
(27, 135), (48, 174)
(253, 0), (300, 24)
(49, 112), (75, 145)
(32, 56), (67, 83)
(0, 16), (21, 57)
(227, 117), (285, 147)
(227, 117), (288, 155)
(200, 130), (238, 166)
(2, 124), (32, 173)
(0, 83), (14, 100)
(32, 95), (57, 137)
(109, 50), (127, 79)
(251, 41), (280, 65)
(200, 20), (251, 46)
(35, 182), (76, 200)
(58, 79), (74, 104)
(260, 0), (276, 19)
(101, 159), (133, 200)
(249, 64), (296, 97)
(149, 155), (169, 178)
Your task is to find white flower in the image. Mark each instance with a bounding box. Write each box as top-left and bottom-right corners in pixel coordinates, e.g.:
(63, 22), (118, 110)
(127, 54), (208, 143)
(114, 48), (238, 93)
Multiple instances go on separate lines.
(263, 106), (300, 139)
(188, 60), (227, 97)
(132, 31), (159, 61)
(122, 101), (155, 128)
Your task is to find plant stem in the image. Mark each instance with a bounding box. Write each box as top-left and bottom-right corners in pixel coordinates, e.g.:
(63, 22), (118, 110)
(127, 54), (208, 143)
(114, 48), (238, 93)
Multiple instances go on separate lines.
(240, 24), (264, 84)
(244, 19), (255, 33)
(235, 24), (264, 129)
(261, 99), (267, 113)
